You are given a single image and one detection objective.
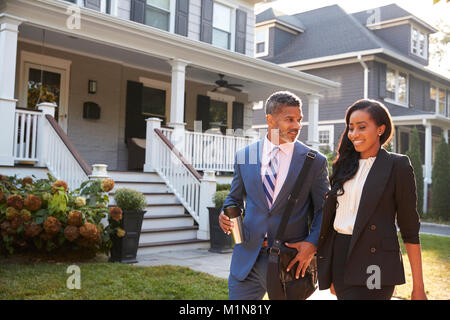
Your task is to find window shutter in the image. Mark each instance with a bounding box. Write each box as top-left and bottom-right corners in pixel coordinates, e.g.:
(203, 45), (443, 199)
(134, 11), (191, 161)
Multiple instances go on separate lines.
(175, 0), (189, 36)
(84, 0), (101, 11)
(130, 0), (146, 24)
(235, 9), (247, 54)
(196, 95), (211, 131)
(232, 102), (244, 130)
(200, 0), (213, 43)
(379, 63), (386, 98)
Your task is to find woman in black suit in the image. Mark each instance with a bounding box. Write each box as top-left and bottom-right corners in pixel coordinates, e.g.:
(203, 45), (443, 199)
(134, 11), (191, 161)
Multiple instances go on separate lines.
(317, 99), (427, 300)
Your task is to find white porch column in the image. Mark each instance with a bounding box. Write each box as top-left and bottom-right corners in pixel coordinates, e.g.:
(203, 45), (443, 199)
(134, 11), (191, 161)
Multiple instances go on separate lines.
(0, 14), (25, 166)
(306, 94), (320, 150)
(198, 170), (216, 240)
(423, 120), (432, 214)
(444, 129), (449, 143)
(37, 102), (56, 167)
(143, 117), (162, 172)
(168, 59), (189, 154)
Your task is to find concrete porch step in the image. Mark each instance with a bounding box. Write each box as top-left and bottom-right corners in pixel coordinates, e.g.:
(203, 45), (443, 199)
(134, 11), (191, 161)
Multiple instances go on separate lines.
(144, 204), (186, 216)
(110, 192), (180, 205)
(137, 238), (210, 255)
(108, 170), (163, 183)
(142, 214), (194, 229)
(139, 226), (199, 243)
(112, 181), (169, 193)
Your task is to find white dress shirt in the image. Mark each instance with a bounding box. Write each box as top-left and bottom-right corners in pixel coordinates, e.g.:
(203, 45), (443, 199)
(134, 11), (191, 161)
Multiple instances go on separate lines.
(260, 135), (295, 204)
(333, 156), (376, 235)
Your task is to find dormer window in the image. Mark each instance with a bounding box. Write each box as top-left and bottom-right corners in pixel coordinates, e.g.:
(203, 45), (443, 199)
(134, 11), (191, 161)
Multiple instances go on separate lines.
(411, 26), (427, 59)
(255, 28), (269, 57)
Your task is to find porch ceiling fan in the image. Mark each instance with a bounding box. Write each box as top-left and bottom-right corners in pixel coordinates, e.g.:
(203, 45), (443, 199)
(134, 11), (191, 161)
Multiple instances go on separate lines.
(211, 74), (243, 92)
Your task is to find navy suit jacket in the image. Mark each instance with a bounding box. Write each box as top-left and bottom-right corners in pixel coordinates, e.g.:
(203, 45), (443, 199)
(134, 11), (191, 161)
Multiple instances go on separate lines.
(223, 139), (330, 281)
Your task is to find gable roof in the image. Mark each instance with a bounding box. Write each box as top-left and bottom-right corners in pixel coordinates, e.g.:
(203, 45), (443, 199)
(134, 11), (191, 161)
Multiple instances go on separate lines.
(256, 8), (306, 32)
(263, 4), (403, 64)
(352, 4), (438, 33)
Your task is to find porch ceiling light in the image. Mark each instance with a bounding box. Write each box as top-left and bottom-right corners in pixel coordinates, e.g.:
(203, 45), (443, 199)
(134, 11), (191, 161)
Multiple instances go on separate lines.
(88, 80), (97, 94)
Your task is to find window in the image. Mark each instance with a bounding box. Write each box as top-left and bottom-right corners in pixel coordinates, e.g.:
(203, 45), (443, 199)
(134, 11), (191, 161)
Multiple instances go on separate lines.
(385, 67), (408, 106)
(431, 85), (448, 117)
(255, 28), (268, 57)
(411, 26), (427, 59)
(145, 0), (171, 31)
(142, 86), (166, 123)
(212, 2), (232, 50)
(318, 125), (334, 152)
(63, 0), (114, 15)
(447, 92), (450, 118)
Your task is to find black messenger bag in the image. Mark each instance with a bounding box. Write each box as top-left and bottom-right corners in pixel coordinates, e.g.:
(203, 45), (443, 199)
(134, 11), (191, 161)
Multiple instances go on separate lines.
(267, 150), (318, 300)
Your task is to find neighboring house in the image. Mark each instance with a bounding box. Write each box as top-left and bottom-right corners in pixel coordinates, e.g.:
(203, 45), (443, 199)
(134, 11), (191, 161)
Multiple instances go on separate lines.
(0, 0), (338, 252)
(253, 3), (450, 212)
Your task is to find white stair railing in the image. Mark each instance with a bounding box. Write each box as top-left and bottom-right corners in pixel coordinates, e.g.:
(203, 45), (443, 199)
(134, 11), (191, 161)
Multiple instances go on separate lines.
(13, 108), (40, 163)
(37, 103), (91, 190)
(153, 128), (202, 223)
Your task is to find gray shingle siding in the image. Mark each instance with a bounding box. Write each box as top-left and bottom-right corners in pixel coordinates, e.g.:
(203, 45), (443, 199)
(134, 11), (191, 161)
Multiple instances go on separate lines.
(302, 63), (364, 122)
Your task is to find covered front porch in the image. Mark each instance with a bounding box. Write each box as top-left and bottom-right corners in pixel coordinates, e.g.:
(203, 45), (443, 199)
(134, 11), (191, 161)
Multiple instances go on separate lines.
(0, 0), (339, 176)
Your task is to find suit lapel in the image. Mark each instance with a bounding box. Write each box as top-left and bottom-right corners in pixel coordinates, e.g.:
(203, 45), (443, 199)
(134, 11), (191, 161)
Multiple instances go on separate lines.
(251, 139), (269, 211)
(346, 148), (393, 261)
(270, 141), (307, 212)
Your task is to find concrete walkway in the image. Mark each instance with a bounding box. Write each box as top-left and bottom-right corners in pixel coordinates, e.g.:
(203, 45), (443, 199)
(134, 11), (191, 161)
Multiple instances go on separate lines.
(136, 248), (337, 299)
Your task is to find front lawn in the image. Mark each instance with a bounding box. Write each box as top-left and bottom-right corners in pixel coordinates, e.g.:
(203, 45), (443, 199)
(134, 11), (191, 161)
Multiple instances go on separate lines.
(395, 233), (449, 300)
(0, 262), (228, 300)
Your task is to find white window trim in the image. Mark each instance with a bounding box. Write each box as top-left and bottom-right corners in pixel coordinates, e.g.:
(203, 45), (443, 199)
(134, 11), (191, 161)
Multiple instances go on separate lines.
(410, 24), (428, 60)
(18, 51), (72, 133)
(430, 84), (448, 117)
(207, 90), (235, 129)
(384, 67), (409, 108)
(66, 0), (118, 16)
(142, 0), (176, 33)
(139, 77), (171, 120)
(255, 27), (269, 58)
(212, 0), (236, 51)
(318, 125), (334, 152)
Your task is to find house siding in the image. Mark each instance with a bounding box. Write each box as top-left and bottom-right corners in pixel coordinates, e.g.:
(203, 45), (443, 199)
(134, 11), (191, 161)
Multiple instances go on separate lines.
(117, 0), (131, 20)
(301, 63), (364, 122)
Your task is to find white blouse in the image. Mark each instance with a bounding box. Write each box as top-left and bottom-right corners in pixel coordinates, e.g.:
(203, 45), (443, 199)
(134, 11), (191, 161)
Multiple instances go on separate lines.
(333, 157), (376, 235)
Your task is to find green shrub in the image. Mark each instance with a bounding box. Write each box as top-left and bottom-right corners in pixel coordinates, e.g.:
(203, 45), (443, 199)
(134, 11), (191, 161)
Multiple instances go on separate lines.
(216, 184), (231, 191)
(431, 136), (450, 221)
(213, 190), (229, 209)
(406, 127), (424, 216)
(0, 174), (119, 256)
(113, 188), (147, 211)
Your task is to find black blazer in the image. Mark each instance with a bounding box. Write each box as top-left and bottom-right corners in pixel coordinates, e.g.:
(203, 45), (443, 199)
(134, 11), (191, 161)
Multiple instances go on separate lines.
(317, 148), (421, 289)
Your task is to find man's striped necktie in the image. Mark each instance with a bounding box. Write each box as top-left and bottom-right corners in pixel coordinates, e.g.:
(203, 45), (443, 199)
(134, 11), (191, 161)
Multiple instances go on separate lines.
(262, 146), (280, 208)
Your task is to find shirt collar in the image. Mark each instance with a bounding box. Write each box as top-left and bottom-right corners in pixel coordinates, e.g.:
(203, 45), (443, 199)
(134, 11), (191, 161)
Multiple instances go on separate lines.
(264, 135), (295, 155)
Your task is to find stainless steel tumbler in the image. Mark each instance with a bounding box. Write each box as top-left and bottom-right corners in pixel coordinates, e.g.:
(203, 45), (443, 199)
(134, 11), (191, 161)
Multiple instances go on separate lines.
(224, 206), (244, 244)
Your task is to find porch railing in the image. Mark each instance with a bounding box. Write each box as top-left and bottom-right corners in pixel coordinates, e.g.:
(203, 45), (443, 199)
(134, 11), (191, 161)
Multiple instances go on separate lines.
(44, 114), (92, 190)
(159, 127), (254, 172)
(153, 128), (202, 223)
(13, 108), (40, 163)
(13, 104), (92, 190)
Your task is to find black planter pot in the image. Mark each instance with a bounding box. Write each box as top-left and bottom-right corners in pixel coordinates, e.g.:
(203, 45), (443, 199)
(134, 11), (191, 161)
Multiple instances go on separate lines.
(109, 209), (146, 263)
(208, 207), (232, 253)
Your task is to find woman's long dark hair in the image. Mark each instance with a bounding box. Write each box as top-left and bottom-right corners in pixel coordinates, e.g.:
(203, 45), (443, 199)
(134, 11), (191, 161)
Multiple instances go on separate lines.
(328, 99), (394, 200)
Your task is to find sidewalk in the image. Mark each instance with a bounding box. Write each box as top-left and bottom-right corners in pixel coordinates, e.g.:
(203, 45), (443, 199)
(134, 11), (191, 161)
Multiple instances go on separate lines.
(136, 248), (337, 300)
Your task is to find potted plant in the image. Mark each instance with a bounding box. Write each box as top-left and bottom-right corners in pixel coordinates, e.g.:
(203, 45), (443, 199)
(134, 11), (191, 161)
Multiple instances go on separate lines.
(108, 188), (147, 263)
(208, 185), (232, 253)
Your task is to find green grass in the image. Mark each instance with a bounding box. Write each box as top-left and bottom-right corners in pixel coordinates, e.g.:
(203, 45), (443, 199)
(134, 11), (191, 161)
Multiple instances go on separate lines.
(0, 262), (228, 300)
(395, 233), (450, 300)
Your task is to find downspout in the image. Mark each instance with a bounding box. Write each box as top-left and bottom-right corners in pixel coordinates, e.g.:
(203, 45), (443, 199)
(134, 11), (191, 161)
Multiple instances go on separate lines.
(357, 55), (369, 99)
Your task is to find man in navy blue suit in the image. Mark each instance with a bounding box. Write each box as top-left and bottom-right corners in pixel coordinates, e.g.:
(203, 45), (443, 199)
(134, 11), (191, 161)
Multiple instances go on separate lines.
(219, 91), (330, 300)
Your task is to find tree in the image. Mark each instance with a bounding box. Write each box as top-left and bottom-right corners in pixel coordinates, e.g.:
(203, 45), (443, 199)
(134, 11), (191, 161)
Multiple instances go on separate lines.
(406, 127), (424, 216)
(431, 135), (450, 221)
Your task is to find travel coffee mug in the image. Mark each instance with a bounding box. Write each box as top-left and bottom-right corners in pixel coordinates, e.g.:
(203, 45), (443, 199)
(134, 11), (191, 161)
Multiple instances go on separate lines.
(224, 206), (244, 244)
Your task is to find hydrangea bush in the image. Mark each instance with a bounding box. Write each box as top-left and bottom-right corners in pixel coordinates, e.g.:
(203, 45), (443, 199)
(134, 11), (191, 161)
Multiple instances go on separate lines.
(0, 174), (124, 256)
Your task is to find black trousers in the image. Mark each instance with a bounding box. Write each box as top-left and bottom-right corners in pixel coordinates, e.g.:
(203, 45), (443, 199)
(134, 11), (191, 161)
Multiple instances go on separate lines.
(331, 231), (395, 300)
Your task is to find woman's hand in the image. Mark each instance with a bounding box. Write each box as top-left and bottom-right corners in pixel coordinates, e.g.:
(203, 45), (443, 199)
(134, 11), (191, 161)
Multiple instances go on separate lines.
(411, 288), (427, 300)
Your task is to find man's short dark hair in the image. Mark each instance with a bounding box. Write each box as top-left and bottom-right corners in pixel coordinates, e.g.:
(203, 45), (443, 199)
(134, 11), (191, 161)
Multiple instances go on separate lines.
(265, 91), (302, 115)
